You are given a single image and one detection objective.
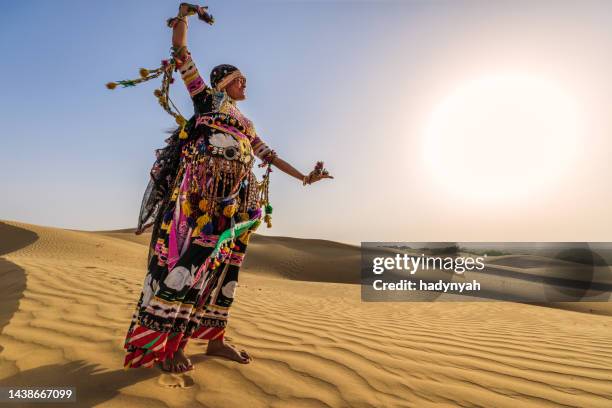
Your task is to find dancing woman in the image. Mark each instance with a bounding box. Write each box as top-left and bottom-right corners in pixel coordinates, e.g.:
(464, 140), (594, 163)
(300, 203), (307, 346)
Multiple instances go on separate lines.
(117, 3), (332, 373)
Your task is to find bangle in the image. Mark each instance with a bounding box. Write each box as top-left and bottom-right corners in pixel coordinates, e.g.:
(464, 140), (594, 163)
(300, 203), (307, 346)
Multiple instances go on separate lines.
(167, 16), (188, 28)
(302, 175), (310, 186)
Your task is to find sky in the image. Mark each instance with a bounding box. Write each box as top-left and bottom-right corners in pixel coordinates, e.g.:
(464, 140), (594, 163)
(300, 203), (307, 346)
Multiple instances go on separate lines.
(1, 0), (612, 244)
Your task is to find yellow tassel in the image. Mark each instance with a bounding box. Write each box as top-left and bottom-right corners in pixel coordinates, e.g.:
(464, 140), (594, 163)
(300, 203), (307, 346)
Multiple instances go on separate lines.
(198, 199), (208, 212)
(106, 82), (117, 90)
(196, 214), (211, 229)
(153, 89), (162, 97)
(175, 115), (187, 126)
(179, 128), (188, 139)
(139, 68), (150, 78)
(223, 204), (237, 218)
(181, 200), (192, 217)
(238, 231), (251, 245)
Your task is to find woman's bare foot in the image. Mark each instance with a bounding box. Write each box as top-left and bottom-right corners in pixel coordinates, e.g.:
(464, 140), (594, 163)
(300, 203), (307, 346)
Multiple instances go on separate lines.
(160, 349), (193, 373)
(173, 348), (193, 372)
(206, 338), (251, 364)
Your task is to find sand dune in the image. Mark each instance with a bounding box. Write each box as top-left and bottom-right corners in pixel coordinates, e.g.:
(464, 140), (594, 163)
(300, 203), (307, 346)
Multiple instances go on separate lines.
(1, 220), (611, 407)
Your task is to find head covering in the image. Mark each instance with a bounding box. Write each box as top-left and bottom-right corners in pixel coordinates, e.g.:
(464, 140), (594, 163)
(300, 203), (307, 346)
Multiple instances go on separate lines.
(210, 64), (244, 91)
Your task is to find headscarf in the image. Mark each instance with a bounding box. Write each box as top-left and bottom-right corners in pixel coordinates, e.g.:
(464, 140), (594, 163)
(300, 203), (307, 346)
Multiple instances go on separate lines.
(210, 64), (243, 91)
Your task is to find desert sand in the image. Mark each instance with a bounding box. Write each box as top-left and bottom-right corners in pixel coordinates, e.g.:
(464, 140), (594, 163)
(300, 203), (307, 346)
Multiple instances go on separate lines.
(0, 220), (611, 407)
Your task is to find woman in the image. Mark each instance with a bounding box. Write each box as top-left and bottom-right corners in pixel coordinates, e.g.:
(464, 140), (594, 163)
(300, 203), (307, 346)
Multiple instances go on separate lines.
(122, 3), (332, 373)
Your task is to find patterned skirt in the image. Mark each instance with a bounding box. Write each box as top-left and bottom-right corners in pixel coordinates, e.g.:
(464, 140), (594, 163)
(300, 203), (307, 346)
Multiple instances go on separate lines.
(124, 136), (262, 369)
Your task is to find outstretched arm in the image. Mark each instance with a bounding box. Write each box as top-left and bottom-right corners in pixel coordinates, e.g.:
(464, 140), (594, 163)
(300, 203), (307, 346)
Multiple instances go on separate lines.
(250, 132), (332, 185)
(271, 156), (333, 185)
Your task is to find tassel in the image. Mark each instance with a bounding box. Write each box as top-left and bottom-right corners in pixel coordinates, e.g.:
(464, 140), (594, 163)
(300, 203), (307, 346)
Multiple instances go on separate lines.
(264, 214), (272, 228)
(181, 200), (192, 217)
(106, 82), (117, 90)
(179, 125), (188, 139)
(198, 199), (208, 212)
(139, 68), (150, 78)
(177, 115), (188, 139)
(223, 204), (237, 218)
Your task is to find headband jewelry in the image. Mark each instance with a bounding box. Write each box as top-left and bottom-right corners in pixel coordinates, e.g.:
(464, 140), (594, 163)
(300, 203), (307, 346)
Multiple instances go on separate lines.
(215, 70), (244, 91)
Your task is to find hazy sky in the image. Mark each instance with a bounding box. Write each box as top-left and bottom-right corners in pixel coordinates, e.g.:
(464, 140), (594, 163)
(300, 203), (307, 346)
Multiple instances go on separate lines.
(1, 1), (611, 244)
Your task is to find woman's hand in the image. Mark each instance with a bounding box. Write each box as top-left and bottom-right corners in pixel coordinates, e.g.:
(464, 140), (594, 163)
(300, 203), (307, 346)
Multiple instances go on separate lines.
(178, 3), (214, 24)
(303, 161), (333, 185)
(267, 156), (333, 185)
(304, 172), (334, 185)
(179, 3), (198, 17)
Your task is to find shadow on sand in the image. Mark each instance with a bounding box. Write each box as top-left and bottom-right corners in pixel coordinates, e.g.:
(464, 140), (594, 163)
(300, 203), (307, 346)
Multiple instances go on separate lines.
(0, 222), (38, 357)
(0, 360), (172, 408)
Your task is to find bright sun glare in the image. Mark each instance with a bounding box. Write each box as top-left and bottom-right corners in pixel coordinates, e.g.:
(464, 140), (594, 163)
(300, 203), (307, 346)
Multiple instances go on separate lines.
(422, 74), (584, 204)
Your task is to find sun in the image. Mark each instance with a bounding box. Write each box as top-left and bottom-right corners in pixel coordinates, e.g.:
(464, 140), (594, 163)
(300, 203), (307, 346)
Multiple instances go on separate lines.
(422, 74), (584, 204)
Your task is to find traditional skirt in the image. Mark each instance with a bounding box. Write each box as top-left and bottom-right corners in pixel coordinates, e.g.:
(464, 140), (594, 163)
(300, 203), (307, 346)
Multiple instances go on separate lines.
(124, 131), (263, 369)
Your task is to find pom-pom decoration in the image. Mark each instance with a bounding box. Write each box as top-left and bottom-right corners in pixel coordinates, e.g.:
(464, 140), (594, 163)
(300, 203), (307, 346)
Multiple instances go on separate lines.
(198, 199), (209, 212)
(264, 214), (272, 228)
(179, 127), (188, 139)
(106, 58), (188, 138)
(223, 204), (238, 218)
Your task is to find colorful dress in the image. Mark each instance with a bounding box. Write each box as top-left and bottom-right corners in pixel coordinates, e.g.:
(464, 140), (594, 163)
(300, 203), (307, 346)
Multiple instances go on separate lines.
(124, 51), (274, 369)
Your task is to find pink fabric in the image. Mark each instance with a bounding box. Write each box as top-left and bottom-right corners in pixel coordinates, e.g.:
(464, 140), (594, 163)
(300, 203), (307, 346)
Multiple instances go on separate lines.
(167, 166), (192, 271)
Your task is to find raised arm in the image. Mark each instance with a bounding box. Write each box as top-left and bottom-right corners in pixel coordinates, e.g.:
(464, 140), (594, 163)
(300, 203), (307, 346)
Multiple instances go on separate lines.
(170, 4), (192, 60)
(168, 4), (211, 99)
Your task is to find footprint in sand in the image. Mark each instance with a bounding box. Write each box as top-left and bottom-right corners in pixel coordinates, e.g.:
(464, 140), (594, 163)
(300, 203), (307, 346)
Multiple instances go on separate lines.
(157, 373), (195, 388)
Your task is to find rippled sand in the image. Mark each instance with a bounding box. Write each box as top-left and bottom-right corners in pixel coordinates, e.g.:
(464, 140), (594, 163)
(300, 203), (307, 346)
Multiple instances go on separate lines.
(0, 220), (611, 407)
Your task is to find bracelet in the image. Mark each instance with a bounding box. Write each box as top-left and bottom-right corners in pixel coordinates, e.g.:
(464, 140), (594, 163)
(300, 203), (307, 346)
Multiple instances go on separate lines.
(167, 16), (188, 28)
(179, 3), (199, 17)
(302, 175), (310, 186)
